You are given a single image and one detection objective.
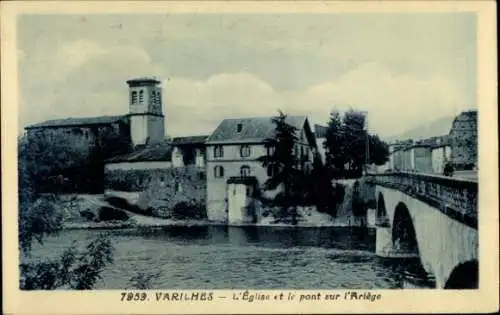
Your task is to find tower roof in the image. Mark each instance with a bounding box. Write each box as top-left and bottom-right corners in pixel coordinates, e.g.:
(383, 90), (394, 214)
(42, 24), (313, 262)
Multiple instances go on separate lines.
(126, 77), (161, 87)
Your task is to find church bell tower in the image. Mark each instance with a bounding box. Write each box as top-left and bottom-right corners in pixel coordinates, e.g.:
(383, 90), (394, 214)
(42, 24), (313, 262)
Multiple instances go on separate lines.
(126, 77), (165, 147)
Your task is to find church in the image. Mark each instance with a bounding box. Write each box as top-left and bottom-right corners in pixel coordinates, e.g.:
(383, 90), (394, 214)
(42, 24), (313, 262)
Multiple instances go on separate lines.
(25, 77), (323, 223)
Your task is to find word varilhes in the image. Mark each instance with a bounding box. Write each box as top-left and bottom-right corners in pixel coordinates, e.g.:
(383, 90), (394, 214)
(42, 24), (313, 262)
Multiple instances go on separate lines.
(120, 292), (214, 302)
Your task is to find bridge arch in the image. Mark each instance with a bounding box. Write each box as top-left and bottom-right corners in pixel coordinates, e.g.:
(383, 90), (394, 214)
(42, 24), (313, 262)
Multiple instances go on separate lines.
(444, 259), (478, 289)
(392, 202), (419, 255)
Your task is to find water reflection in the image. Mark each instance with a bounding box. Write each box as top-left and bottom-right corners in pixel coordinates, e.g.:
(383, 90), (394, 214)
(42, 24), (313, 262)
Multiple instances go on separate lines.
(378, 257), (436, 289)
(114, 225), (376, 251)
(29, 225), (434, 289)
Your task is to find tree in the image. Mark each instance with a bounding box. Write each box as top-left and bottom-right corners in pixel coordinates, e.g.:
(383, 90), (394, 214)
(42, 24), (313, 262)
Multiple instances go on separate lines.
(18, 134), (115, 290)
(87, 124), (133, 192)
(323, 110), (345, 177)
(324, 109), (390, 178)
(257, 110), (302, 225)
(19, 133), (89, 193)
(341, 109), (367, 174)
(368, 134), (389, 166)
(303, 152), (342, 217)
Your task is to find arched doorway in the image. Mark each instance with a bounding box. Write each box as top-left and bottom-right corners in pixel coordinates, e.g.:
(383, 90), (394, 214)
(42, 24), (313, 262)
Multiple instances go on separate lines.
(444, 260), (478, 289)
(392, 203), (419, 255)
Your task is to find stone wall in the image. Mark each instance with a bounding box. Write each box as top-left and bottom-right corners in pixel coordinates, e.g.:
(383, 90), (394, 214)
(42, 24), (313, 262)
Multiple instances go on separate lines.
(431, 146), (452, 174)
(450, 110), (477, 170)
(104, 165), (206, 218)
(413, 147), (433, 173)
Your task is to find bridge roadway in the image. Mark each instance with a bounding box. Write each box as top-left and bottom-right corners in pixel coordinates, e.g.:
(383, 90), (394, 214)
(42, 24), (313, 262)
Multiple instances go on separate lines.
(364, 171), (478, 289)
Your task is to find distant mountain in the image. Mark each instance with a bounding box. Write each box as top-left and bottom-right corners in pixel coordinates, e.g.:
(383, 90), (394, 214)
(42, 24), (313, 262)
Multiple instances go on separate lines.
(384, 116), (455, 142)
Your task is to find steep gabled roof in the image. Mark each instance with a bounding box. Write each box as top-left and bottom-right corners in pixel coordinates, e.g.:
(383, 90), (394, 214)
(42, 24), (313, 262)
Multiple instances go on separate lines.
(105, 141), (172, 163)
(25, 115), (127, 129)
(206, 116), (309, 144)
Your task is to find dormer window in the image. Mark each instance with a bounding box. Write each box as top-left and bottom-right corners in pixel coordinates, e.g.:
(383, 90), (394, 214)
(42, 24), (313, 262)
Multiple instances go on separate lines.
(237, 123), (243, 133)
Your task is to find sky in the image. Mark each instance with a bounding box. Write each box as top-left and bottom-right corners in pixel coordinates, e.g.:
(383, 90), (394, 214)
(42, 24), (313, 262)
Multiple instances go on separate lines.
(17, 13), (477, 138)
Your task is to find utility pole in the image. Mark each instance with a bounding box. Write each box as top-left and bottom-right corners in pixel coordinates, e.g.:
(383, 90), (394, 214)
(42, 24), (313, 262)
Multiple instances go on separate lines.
(365, 132), (369, 175)
(364, 113), (369, 175)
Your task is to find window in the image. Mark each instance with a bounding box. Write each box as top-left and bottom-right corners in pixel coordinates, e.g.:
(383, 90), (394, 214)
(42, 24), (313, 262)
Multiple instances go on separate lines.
(214, 145), (224, 158)
(214, 165), (224, 178)
(237, 123), (243, 133)
(131, 91), (138, 104)
(240, 145), (251, 158)
(139, 90), (144, 103)
(240, 165), (251, 177)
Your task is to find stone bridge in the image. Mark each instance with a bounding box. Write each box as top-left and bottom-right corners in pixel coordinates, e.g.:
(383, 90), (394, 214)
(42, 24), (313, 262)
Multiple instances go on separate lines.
(365, 171), (478, 289)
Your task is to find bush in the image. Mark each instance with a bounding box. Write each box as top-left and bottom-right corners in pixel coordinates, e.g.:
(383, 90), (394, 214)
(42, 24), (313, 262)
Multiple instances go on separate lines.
(80, 209), (96, 221)
(443, 162), (454, 176)
(19, 195), (63, 253)
(20, 236), (114, 290)
(105, 196), (145, 215)
(129, 272), (160, 289)
(171, 201), (206, 220)
(98, 206), (129, 221)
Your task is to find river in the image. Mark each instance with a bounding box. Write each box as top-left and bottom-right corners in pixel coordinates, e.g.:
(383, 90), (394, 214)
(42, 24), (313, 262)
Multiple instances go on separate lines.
(26, 225), (435, 289)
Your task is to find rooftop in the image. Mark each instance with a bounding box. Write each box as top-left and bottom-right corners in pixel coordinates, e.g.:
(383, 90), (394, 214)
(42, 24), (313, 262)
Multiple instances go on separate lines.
(206, 115), (309, 144)
(172, 135), (209, 146)
(126, 77), (161, 87)
(105, 141), (172, 163)
(25, 115), (127, 129)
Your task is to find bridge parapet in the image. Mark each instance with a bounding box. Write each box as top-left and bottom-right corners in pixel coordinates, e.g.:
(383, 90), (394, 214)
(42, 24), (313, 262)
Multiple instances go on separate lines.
(367, 172), (477, 229)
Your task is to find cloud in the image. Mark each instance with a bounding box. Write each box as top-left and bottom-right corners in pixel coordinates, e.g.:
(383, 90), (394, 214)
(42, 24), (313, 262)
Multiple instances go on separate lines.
(20, 45), (470, 139)
(19, 41), (162, 130)
(18, 14), (475, 139)
(162, 64), (469, 138)
(53, 39), (108, 75)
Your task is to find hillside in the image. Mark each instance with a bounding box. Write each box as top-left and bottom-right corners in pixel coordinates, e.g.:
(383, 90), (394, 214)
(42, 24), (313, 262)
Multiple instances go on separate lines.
(384, 115), (455, 142)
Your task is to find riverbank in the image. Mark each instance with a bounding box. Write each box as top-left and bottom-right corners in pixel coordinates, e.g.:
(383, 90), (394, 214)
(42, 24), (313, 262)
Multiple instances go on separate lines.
(58, 180), (373, 230)
(63, 212), (374, 230)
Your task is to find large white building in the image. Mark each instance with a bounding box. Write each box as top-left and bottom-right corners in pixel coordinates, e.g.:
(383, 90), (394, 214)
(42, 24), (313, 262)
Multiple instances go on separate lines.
(205, 116), (318, 223)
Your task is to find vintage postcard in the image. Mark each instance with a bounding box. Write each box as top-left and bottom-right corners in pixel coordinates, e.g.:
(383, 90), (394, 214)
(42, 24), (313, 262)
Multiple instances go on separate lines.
(1, 1), (498, 314)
